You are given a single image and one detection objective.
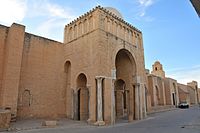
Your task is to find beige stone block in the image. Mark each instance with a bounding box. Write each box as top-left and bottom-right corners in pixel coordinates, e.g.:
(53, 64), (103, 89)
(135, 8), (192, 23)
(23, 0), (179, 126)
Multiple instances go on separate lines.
(0, 110), (11, 130)
(42, 120), (57, 127)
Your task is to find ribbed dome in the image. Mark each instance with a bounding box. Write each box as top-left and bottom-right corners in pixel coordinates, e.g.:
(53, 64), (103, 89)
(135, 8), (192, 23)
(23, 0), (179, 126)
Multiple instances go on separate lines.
(105, 7), (123, 19)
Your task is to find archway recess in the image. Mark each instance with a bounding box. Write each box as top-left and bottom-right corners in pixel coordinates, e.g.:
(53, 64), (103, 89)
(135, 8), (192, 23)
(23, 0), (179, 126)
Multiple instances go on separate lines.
(64, 61), (71, 117)
(115, 49), (136, 121)
(115, 79), (127, 118)
(76, 73), (89, 121)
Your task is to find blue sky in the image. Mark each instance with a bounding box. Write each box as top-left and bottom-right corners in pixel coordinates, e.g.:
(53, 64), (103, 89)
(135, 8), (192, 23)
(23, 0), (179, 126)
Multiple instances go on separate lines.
(0, 0), (199, 84)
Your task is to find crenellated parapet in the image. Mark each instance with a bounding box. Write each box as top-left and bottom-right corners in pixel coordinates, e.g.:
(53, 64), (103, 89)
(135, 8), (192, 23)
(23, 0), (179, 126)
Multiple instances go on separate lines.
(99, 6), (142, 47)
(64, 6), (98, 43)
(64, 5), (142, 47)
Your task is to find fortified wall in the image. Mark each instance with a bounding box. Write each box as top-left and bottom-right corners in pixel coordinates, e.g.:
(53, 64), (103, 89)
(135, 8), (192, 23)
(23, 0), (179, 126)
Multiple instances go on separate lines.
(0, 23), (65, 120)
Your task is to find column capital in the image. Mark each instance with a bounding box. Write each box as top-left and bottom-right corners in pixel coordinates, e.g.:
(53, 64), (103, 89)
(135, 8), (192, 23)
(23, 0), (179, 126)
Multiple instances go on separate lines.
(95, 76), (105, 80)
(133, 75), (141, 83)
(73, 88), (78, 93)
(132, 83), (140, 87)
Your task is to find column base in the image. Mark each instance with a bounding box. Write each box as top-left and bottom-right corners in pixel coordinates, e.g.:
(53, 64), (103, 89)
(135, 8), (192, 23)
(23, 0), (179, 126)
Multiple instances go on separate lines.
(87, 119), (94, 125)
(94, 121), (105, 126)
(128, 115), (133, 122)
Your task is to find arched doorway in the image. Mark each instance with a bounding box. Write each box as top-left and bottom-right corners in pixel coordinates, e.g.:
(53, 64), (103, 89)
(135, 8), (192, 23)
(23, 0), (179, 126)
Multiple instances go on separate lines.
(76, 73), (89, 121)
(22, 90), (31, 107)
(115, 49), (136, 121)
(64, 61), (71, 87)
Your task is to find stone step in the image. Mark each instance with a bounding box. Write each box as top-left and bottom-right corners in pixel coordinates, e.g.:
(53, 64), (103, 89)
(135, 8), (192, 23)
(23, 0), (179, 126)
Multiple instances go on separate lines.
(42, 120), (57, 127)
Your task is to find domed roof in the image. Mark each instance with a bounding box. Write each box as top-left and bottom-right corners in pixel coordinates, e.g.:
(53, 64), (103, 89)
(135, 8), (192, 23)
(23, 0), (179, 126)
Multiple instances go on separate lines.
(154, 61), (161, 64)
(105, 7), (123, 19)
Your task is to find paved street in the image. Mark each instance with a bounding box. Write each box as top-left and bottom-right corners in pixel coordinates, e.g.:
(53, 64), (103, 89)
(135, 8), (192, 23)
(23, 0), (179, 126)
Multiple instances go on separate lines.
(6, 106), (200, 133)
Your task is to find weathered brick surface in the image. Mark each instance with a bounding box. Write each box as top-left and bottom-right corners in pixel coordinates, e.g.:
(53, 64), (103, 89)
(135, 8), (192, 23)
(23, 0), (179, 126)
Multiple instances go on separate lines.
(148, 75), (166, 107)
(17, 33), (65, 119)
(0, 25), (8, 106)
(164, 78), (179, 106)
(0, 110), (11, 129)
(1, 24), (25, 115)
(178, 83), (190, 104)
(42, 120), (57, 127)
(187, 81), (198, 104)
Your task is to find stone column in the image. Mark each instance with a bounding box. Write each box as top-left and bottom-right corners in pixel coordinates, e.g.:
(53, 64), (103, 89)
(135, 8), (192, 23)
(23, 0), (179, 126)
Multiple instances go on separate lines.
(143, 86), (147, 118)
(87, 86), (92, 123)
(135, 83), (140, 120)
(111, 78), (116, 125)
(71, 89), (74, 119)
(175, 85), (180, 107)
(196, 88), (199, 104)
(153, 86), (157, 106)
(128, 86), (133, 122)
(139, 84), (143, 119)
(73, 90), (78, 120)
(95, 76), (105, 126)
(162, 81), (166, 105)
(195, 89), (198, 104)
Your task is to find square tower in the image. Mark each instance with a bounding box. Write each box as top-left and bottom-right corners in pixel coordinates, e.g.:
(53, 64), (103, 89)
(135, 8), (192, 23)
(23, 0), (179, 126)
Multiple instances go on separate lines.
(63, 6), (146, 125)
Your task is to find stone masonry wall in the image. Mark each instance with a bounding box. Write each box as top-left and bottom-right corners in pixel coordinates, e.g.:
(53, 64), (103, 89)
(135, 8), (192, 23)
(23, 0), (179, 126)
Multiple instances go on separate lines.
(64, 7), (146, 124)
(1, 24), (25, 115)
(17, 33), (65, 119)
(178, 83), (190, 104)
(0, 25), (8, 106)
(0, 110), (11, 130)
(164, 79), (171, 105)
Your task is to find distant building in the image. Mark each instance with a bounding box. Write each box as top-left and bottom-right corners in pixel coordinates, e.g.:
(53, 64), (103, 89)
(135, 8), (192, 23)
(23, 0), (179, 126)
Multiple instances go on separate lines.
(187, 81), (199, 104)
(190, 0), (200, 17)
(146, 61), (199, 112)
(178, 83), (190, 104)
(151, 61), (165, 79)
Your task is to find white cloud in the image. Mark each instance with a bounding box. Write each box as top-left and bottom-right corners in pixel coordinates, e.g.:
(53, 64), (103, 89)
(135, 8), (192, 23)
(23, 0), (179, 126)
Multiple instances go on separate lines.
(136, 0), (156, 17)
(34, 18), (68, 41)
(25, 0), (76, 41)
(0, 0), (76, 41)
(26, 0), (75, 19)
(0, 0), (27, 25)
(47, 4), (66, 18)
(139, 0), (154, 7)
(166, 65), (200, 85)
(45, 3), (75, 20)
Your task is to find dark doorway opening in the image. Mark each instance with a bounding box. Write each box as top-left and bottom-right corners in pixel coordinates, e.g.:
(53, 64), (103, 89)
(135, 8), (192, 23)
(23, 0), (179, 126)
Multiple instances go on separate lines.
(76, 73), (89, 121)
(78, 89), (81, 120)
(172, 93), (176, 105)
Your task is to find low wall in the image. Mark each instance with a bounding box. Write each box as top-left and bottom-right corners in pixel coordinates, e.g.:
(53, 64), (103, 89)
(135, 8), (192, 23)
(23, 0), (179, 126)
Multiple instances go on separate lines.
(0, 109), (11, 130)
